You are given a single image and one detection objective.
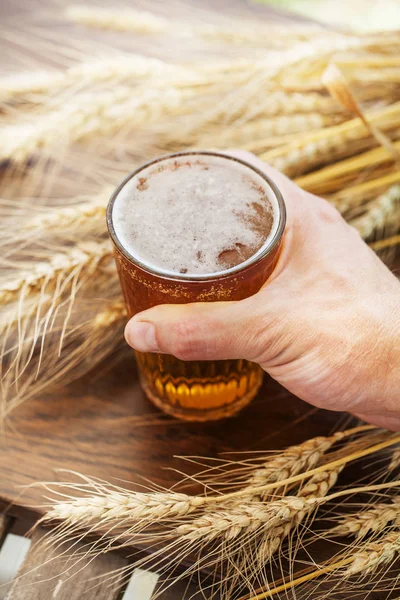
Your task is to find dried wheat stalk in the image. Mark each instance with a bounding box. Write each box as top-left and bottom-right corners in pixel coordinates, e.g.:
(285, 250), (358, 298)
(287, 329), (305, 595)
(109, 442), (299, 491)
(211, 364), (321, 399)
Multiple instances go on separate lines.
(36, 435), (400, 600)
(330, 499), (400, 538)
(0, 191), (111, 245)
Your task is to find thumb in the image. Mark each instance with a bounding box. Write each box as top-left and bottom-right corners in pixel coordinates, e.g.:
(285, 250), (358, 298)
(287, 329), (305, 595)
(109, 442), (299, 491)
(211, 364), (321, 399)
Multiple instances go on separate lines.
(124, 297), (270, 362)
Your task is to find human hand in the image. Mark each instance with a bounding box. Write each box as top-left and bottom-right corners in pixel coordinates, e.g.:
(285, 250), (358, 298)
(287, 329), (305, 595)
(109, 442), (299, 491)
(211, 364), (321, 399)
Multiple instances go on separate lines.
(125, 151), (400, 430)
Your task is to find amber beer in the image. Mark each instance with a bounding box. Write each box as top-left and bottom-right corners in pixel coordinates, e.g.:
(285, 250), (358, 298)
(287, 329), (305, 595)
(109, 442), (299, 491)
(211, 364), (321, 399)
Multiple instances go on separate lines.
(107, 151), (286, 421)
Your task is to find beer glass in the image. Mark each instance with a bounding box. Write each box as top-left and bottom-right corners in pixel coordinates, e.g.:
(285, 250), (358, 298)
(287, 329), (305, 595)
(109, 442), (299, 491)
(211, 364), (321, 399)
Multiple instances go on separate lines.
(107, 151), (286, 421)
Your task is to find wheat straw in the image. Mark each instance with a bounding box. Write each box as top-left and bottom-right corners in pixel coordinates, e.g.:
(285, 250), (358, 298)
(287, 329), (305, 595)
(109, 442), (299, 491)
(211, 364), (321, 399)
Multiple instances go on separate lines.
(257, 466), (344, 563)
(0, 299), (125, 420)
(0, 56), (191, 105)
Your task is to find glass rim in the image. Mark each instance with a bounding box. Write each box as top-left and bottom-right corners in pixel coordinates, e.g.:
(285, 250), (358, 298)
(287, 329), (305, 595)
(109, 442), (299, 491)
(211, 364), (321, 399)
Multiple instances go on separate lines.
(106, 150), (286, 282)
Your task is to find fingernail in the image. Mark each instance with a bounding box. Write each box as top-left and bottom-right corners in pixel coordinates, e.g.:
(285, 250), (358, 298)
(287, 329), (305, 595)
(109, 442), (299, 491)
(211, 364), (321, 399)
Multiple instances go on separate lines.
(125, 320), (159, 352)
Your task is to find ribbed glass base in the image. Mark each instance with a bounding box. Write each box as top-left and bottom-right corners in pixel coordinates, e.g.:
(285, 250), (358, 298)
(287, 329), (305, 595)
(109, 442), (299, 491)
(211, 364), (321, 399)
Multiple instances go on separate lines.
(135, 352), (263, 421)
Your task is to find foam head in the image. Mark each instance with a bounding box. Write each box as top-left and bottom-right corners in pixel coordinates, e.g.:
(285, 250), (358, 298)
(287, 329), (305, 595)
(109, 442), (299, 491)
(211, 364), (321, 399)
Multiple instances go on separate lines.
(111, 153), (281, 278)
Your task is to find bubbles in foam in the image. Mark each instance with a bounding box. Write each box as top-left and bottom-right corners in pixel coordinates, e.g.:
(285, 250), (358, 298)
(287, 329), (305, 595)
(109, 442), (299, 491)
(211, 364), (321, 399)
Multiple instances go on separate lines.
(112, 155), (279, 276)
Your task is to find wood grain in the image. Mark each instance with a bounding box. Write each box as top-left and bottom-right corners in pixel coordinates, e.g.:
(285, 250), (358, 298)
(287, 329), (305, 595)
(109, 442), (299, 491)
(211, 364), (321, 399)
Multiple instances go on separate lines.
(7, 527), (128, 600)
(0, 351), (347, 518)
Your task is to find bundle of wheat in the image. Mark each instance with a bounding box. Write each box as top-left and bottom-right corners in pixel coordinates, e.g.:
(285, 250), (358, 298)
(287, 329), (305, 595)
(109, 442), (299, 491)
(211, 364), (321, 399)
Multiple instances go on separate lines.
(37, 427), (400, 598)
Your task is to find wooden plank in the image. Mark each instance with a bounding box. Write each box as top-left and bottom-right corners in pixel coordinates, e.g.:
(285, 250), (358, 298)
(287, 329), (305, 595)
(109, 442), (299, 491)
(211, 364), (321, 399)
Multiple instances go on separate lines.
(6, 527), (128, 600)
(0, 516), (9, 547)
(0, 355), (345, 518)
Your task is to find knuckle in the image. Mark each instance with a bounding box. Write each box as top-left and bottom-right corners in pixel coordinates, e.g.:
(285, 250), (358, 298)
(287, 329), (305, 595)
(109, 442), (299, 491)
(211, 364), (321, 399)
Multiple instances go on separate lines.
(313, 197), (342, 225)
(170, 318), (205, 360)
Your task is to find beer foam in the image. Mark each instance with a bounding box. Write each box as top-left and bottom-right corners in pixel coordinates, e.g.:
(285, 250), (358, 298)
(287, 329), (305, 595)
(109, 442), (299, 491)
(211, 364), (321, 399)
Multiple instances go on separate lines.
(112, 154), (280, 277)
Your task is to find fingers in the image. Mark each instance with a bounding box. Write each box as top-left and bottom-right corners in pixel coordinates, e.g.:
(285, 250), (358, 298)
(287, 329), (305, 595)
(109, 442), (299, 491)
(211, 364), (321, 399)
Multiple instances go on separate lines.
(125, 297), (269, 362)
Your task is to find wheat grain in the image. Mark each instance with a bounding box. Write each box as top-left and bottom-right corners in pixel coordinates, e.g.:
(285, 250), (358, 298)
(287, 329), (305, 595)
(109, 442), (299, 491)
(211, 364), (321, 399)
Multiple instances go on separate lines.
(331, 500), (400, 538)
(349, 185), (400, 239)
(346, 531), (400, 575)
(236, 91), (341, 123)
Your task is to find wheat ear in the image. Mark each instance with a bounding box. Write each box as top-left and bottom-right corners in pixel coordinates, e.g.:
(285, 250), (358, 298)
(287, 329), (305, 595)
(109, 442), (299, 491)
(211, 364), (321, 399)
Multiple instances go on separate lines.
(330, 499), (400, 538)
(349, 185), (400, 240)
(65, 5), (338, 46)
(257, 466), (344, 563)
(346, 531), (400, 576)
(260, 102), (400, 176)
(245, 431), (345, 495)
(390, 448), (400, 471)
(203, 113), (340, 149)
(0, 240), (112, 305)
(1, 86), (192, 164)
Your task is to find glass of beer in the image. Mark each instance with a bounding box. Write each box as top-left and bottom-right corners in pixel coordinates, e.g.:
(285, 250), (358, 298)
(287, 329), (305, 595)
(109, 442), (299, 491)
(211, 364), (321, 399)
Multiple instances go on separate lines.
(107, 151), (286, 421)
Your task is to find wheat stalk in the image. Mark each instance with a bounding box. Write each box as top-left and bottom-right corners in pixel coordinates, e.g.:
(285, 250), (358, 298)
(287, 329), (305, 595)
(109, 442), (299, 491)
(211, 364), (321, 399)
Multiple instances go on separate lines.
(2, 190), (111, 243)
(257, 466), (344, 564)
(330, 499), (400, 538)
